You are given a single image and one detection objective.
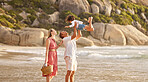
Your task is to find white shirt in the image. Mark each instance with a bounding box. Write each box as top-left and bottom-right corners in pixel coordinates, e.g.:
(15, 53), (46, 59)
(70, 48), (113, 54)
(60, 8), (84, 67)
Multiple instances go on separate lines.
(63, 36), (77, 59)
(69, 20), (83, 28)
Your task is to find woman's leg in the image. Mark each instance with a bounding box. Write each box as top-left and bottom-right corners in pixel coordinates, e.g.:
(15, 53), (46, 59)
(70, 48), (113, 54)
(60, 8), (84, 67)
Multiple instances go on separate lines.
(70, 71), (75, 82)
(46, 76), (53, 82)
(84, 17), (94, 31)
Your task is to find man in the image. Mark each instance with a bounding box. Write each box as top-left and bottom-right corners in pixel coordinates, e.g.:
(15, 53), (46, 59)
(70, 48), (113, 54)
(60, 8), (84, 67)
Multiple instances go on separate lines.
(59, 22), (82, 82)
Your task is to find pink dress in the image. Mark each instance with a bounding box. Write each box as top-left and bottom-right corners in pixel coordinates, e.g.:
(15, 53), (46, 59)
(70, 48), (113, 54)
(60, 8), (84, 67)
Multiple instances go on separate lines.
(43, 38), (58, 77)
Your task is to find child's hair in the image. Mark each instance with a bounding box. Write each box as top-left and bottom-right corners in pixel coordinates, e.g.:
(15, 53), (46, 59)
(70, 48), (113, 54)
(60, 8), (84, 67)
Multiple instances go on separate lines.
(65, 15), (75, 22)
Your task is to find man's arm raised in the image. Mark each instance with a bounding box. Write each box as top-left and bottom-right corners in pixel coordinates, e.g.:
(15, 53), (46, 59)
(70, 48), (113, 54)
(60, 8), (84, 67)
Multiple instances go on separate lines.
(71, 22), (77, 40)
(76, 30), (82, 40)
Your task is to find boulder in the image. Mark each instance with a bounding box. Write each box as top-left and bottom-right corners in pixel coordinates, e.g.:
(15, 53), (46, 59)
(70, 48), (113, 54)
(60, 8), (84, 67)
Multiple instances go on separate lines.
(91, 3), (99, 14)
(76, 37), (94, 46)
(19, 11), (30, 19)
(104, 24), (126, 45)
(104, 0), (112, 16)
(92, 0), (112, 16)
(115, 9), (121, 15)
(118, 25), (148, 45)
(18, 31), (44, 46)
(2, 3), (13, 11)
(31, 18), (40, 27)
(48, 11), (60, 24)
(22, 27), (48, 36)
(127, 8), (135, 15)
(90, 23), (148, 45)
(59, 0), (91, 15)
(0, 27), (19, 45)
(93, 0), (105, 12)
(90, 23), (106, 39)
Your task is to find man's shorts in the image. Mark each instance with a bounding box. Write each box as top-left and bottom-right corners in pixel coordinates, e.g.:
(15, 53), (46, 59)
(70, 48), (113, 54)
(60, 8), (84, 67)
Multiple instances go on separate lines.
(64, 56), (77, 71)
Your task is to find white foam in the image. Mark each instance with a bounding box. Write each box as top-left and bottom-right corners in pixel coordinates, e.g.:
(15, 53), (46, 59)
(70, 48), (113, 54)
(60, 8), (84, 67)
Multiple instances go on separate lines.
(88, 54), (141, 59)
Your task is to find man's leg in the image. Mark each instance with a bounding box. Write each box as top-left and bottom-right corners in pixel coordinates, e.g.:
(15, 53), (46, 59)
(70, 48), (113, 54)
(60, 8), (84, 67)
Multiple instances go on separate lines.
(65, 70), (72, 82)
(70, 71), (75, 82)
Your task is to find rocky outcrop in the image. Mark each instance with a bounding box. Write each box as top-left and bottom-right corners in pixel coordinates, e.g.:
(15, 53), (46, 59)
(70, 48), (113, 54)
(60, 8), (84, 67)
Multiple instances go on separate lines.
(91, 23), (148, 45)
(19, 11), (30, 19)
(91, 3), (99, 14)
(0, 27), (45, 46)
(76, 37), (94, 46)
(0, 27), (19, 45)
(92, 0), (112, 16)
(48, 11), (59, 24)
(2, 3), (13, 11)
(130, 0), (148, 6)
(59, 0), (91, 15)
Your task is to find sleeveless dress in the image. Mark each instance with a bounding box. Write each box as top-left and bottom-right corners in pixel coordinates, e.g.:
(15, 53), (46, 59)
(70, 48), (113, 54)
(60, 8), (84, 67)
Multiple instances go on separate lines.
(43, 38), (58, 77)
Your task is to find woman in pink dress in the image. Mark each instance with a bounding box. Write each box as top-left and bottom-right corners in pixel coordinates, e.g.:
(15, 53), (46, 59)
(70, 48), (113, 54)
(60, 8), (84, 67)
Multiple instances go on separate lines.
(43, 29), (58, 82)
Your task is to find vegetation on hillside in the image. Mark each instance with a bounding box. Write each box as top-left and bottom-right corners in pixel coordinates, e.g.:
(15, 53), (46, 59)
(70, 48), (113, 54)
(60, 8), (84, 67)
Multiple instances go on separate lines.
(0, 0), (148, 35)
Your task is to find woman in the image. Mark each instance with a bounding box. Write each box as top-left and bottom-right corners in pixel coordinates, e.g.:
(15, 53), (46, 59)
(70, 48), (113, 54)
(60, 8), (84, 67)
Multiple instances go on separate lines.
(43, 29), (58, 82)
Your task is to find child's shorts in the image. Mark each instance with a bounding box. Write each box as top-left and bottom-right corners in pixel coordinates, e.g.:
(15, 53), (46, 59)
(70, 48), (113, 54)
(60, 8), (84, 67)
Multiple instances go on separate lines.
(77, 24), (86, 30)
(64, 56), (77, 71)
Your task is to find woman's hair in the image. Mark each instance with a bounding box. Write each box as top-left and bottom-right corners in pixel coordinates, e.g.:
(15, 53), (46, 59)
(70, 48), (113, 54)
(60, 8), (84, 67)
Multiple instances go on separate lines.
(48, 29), (54, 38)
(59, 32), (64, 39)
(65, 15), (75, 22)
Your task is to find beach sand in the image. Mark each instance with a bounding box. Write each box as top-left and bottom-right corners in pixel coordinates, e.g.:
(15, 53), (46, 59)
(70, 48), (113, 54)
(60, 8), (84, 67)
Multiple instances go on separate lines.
(0, 44), (148, 82)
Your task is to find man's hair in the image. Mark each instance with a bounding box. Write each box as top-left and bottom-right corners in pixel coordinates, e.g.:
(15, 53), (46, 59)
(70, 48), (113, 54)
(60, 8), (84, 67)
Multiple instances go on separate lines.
(59, 32), (64, 39)
(65, 15), (75, 22)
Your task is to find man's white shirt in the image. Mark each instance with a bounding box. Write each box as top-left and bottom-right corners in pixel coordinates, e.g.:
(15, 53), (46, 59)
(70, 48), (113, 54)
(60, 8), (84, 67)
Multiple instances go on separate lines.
(63, 36), (77, 59)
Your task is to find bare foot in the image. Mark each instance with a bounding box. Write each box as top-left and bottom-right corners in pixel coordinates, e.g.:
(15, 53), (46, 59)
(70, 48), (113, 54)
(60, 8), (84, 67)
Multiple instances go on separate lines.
(88, 17), (93, 23)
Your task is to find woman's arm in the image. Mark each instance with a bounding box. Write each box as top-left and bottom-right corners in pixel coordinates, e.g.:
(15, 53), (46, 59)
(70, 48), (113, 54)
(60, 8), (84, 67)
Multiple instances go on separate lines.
(56, 40), (63, 49)
(45, 39), (50, 64)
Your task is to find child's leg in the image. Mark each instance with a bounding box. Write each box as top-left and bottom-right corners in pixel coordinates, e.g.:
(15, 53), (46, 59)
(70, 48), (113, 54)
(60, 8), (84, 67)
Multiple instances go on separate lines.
(84, 17), (94, 31)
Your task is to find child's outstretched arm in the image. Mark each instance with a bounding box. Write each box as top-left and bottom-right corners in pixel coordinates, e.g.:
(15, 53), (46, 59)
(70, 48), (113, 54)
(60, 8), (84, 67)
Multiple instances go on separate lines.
(64, 26), (70, 28)
(56, 40), (63, 49)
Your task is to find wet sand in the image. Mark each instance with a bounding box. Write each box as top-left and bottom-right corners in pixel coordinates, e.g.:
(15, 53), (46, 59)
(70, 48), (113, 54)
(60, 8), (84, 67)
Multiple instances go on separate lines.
(0, 45), (148, 82)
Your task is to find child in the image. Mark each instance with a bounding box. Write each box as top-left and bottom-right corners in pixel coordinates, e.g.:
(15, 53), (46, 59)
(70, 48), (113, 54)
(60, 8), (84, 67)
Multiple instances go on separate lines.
(65, 15), (94, 31)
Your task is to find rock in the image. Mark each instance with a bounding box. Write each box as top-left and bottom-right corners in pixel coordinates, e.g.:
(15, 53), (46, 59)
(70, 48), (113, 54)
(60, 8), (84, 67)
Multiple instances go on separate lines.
(90, 23), (148, 45)
(91, 3), (99, 14)
(90, 23), (106, 40)
(109, 19), (115, 24)
(87, 36), (108, 46)
(76, 37), (94, 46)
(48, 11), (60, 24)
(130, 0), (137, 3)
(19, 11), (30, 19)
(36, 12), (41, 17)
(132, 21), (146, 34)
(2, 3), (13, 11)
(141, 13), (147, 21)
(127, 8), (135, 15)
(0, 27), (19, 45)
(130, 0), (148, 6)
(93, 0), (105, 12)
(43, 0), (56, 4)
(104, 24), (126, 45)
(115, 9), (121, 15)
(104, 0), (112, 16)
(59, 0), (91, 15)
(118, 25), (148, 45)
(22, 27), (48, 36)
(18, 31), (44, 46)
(31, 18), (40, 27)
(93, 0), (112, 16)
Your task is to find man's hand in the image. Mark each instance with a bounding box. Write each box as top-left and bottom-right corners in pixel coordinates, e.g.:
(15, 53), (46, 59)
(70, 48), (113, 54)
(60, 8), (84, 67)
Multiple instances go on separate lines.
(65, 26), (70, 28)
